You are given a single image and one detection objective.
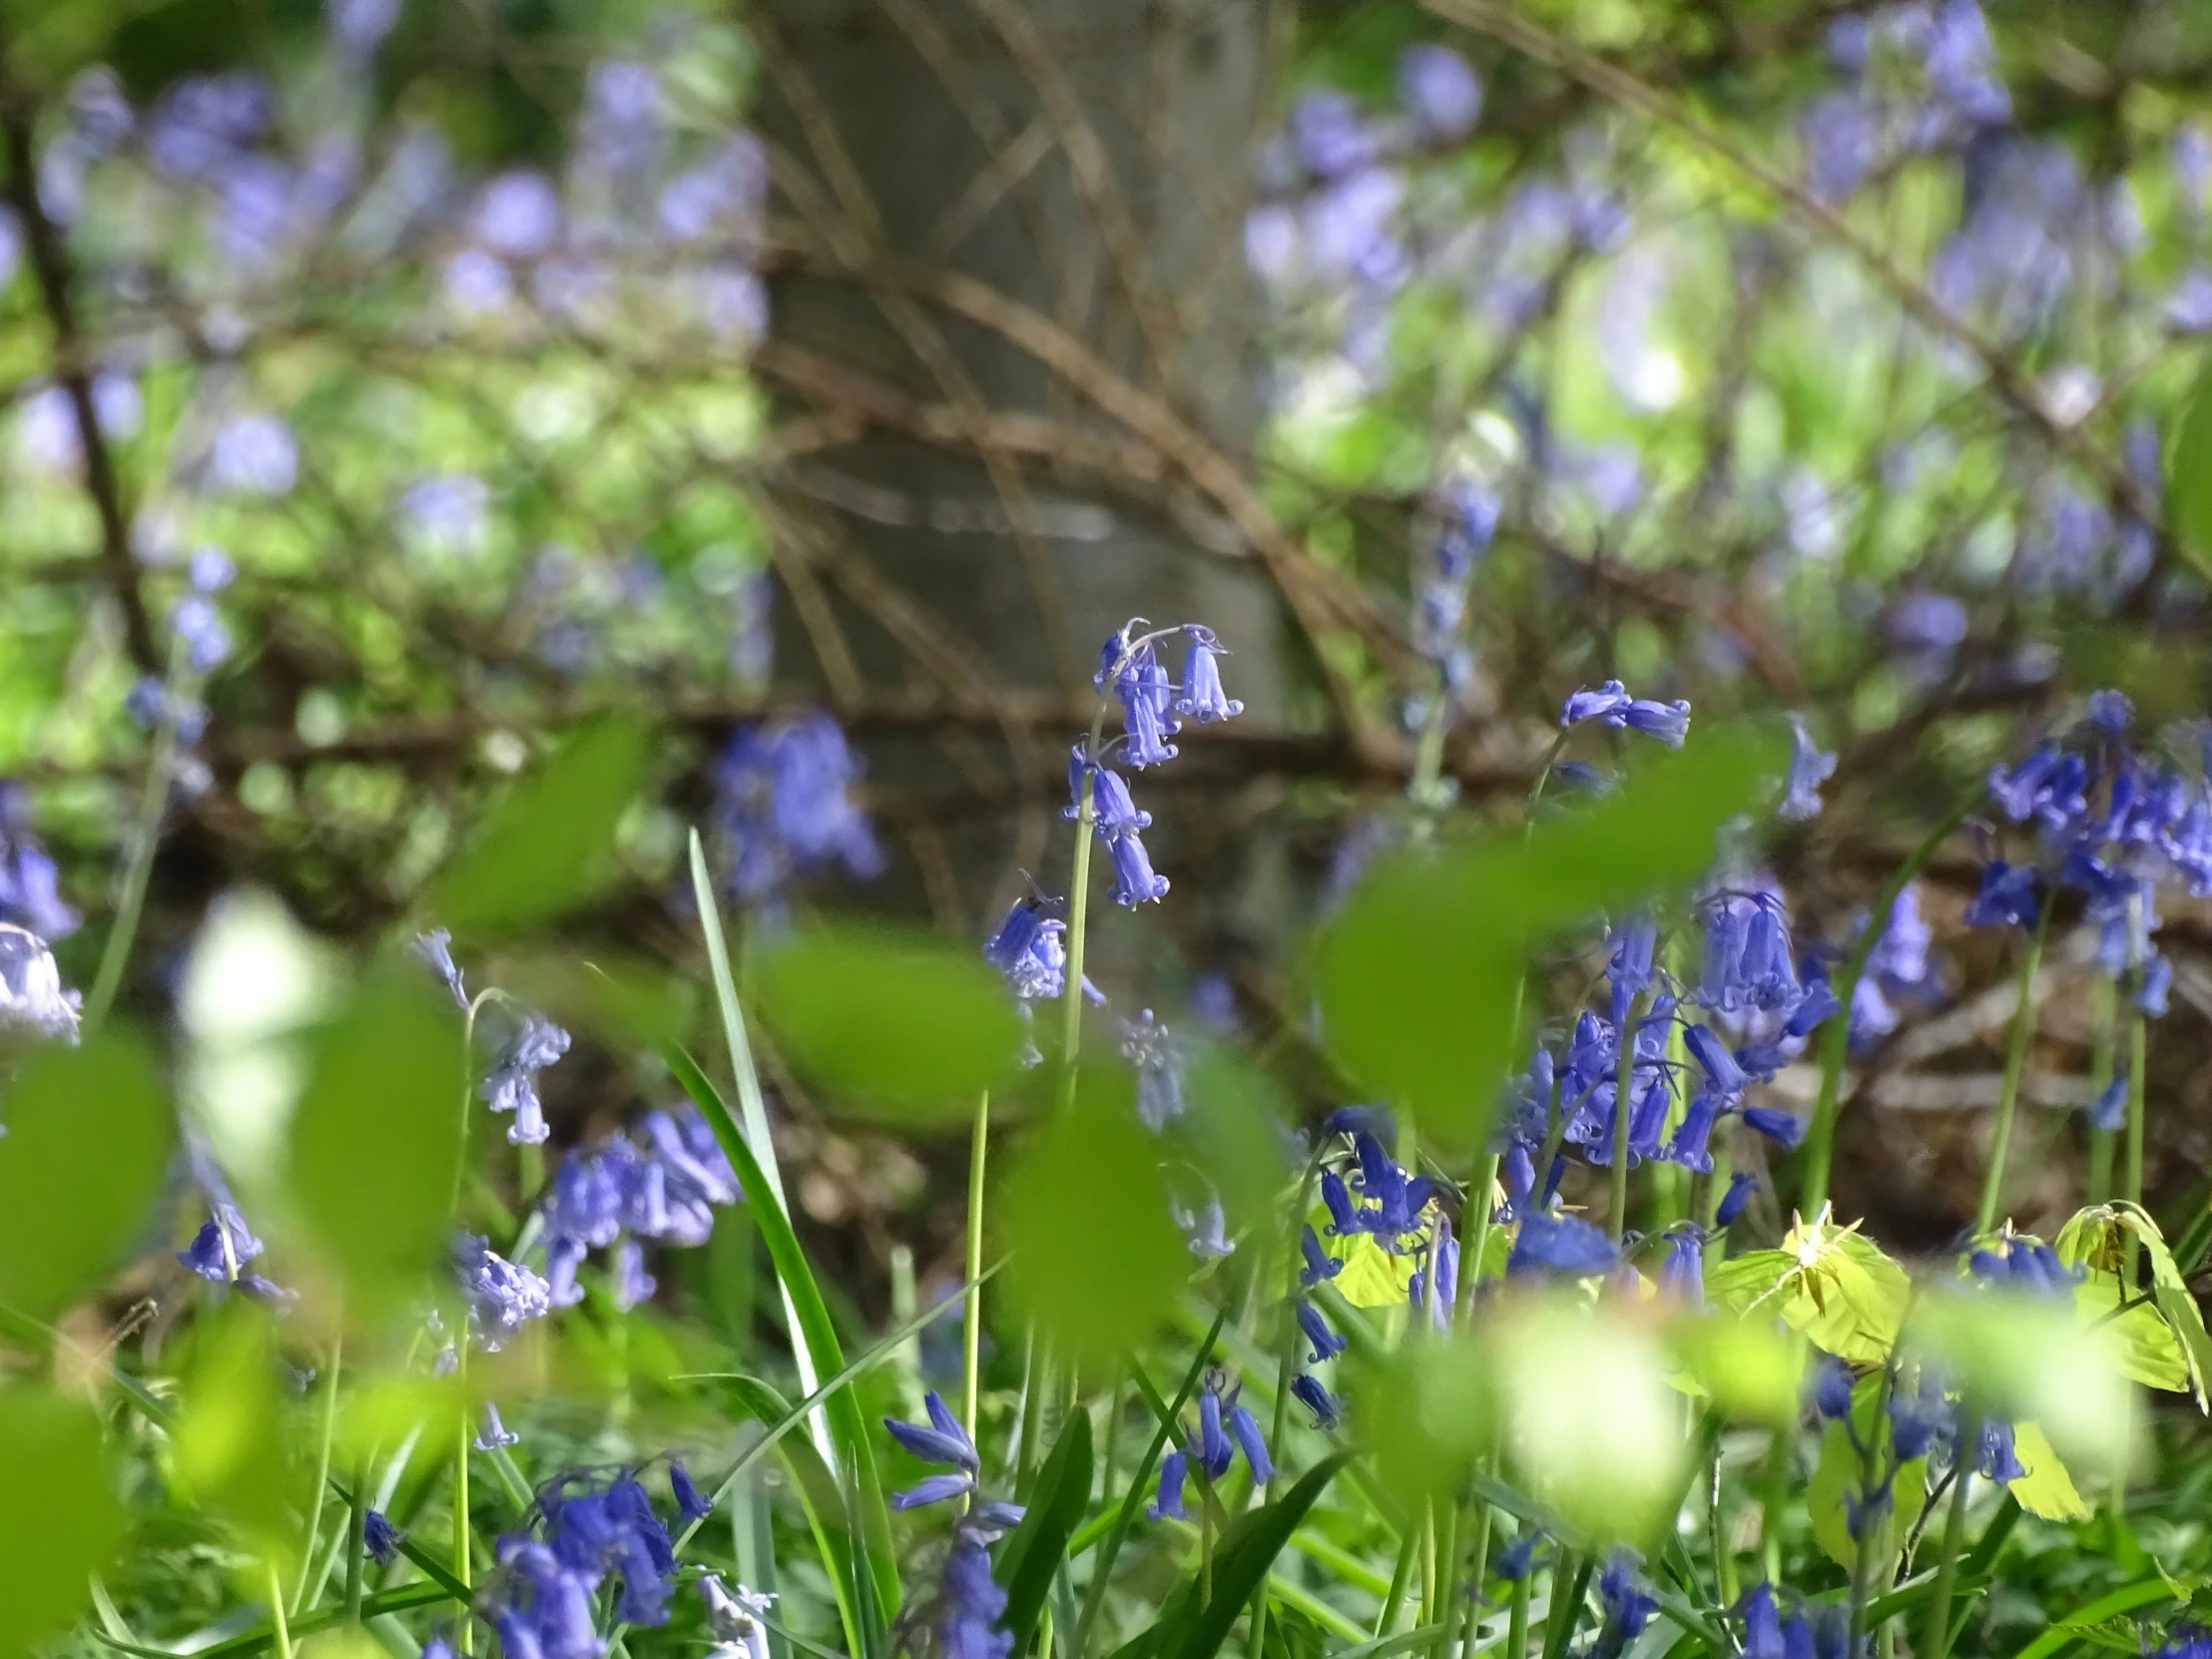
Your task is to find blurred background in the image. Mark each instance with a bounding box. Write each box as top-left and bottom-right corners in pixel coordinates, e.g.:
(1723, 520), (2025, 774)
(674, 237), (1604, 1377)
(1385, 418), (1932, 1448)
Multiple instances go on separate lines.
(5, 0), (2212, 1300)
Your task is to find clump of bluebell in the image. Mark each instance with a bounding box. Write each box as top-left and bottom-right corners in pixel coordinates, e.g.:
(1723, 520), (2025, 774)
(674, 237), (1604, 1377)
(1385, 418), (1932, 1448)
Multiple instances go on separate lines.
(481, 1463), (714, 1655)
(539, 1107), (743, 1310)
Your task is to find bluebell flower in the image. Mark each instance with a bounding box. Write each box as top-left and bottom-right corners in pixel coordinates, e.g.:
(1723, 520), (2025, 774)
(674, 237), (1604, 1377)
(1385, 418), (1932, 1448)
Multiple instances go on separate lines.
(480, 1013), (572, 1146)
(1622, 698), (1692, 748)
(363, 1509), (403, 1565)
(670, 1459), (713, 1525)
(1561, 681), (1633, 728)
(1121, 1009), (1186, 1129)
(1665, 1088), (1724, 1174)
(180, 1202), (266, 1283)
(1742, 1108), (1805, 1152)
(1107, 830), (1171, 906)
(0, 786), (78, 941)
(1408, 1215), (1458, 1331)
(1299, 1301), (1346, 1363)
(1507, 1212), (1618, 1278)
(170, 591), (232, 673)
(1322, 1104), (1396, 1140)
(412, 927), (469, 1009)
(712, 712), (884, 902)
(1684, 1024), (1748, 1097)
(1147, 1448), (1191, 1519)
(611, 1238), (656, 1311)
(1398, 44), (1481, 142)
(1589, 1551), (1659, 1659)
(475, 1402), (521, 1450)
(1738, 1585), (1786, 1659)
(1068, 752), (1152, 838)
(1976, 1419), (2026, 1482)
(1715, 1171), (1759, 1227)
(1656, 1224), (1705, 1307)
(1175, 626), (1244, 724)
(1097, 626), (1183, 769)
(1320, 1169), (1360, 1236)
(1780, 720), (1838, 821)
(1290, 1375), (1344, 1428)
(1809, 1355), (1856, 1420)
(1299, 1225), (1343, 1289)
(700, 1576), (777, 1659)
(1967, 1236), (2078, 1298)
(1495, 1529), (1546, 1581)
(2086, 1077), (2126, 1132)
(455, 1233), (552, 1351)
(1962, 860), (2039, 929)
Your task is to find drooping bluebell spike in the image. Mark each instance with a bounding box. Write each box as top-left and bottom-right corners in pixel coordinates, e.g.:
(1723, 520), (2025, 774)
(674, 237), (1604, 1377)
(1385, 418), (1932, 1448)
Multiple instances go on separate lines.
(1197, 1385), (1232, 1478)
(1228, 1402), (1273, 1484)
(1147, 1449), (1190, 1520)
(1298, 1301), (1346, 1364)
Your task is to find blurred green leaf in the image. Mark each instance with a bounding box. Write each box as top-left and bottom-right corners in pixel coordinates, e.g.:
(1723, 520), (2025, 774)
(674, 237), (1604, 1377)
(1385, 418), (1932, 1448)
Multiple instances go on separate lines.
(509, 953), (697, 1052)
(1004, 1065), (1188, 1368)
(1315, 725), (1783, 1144)
(288, 966), (466, 1307)
(175, 1305), (297, 1565)
(1173, 1046), (1291, 1234)
(2173, 364), (2212, 580)
(1807, 1378), (1927, 1572)
(2057, 1202), (2212, 1410)
(754, 922), (1025, 1120)
(1351, 1336), (1493, 1504)
(0, 1384), (124, 1656)
(996, 1408), (1092, 1651)
(0, 1025), (170, 1319)
(2007, 1421), (2089, 1521)
(428, 714), (648, 935)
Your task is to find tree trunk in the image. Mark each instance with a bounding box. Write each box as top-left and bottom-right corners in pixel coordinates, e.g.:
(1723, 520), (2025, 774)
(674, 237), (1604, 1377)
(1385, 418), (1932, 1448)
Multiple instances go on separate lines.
(754, 0), (1297, 962)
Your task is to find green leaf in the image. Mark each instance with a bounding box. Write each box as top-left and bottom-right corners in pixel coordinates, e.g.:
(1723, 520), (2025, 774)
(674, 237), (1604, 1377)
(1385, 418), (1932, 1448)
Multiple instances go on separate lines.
(1807, 1381), (1927, 1571)
(1003, 1064), (1190, 1368)
(1315, 726), (1782, 1142)
(287, 966), (466, 1307)
(2006, 1421), (2089, 1521)
(996, 1409), (1093, 1652)
(428, 714), (648, 935)
(0, 1026), (170, 1318)
(2056, 1203), (2212, 1409)
(0, 1385), (124, 1656)
(174, 1305), (297, 1565)
(1152, 1456), (1350, 1659)
(754, 922), (1025, 1120)
(1352, 1336), (1494, 1505)
(664, 1047), (900, 1624)
(1307, 1208), (1419, 1308)
(2173, 363), (2212, 579)
(723, 1377), (870, 1659)
(1705, 1217), (1910, 1364)
(2075, 1270), (2190, 1393)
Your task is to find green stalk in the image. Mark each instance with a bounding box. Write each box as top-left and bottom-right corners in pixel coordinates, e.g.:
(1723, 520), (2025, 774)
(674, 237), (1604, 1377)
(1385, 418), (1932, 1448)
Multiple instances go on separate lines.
(963, 1091), (990, 1440)
(2086, 976), (2117, 1205)
(2124, 993), (2147, 1283)
(1378, 1518), (1422, 1638)
(1706, 1449), (1737, 1611)
(291, 1343), (342, 1614)
(1058, 798), (1097, 1112)
(1539, 1551), (1590, 1659)
(265, 1562), (294, 1659)
(83, 636), (191, 1030)
(1608, 992), (1648, 1242)
(1801, 788), (1981, 1215)
(343, 1455), (368, 1627)
(1975, 903), (2049, 1236)
(1846, 1371), (1896, 1653)
(453, 1344), (473, 1655)
(1919, 1419), (1976, 1659)
(1504, 1565), (1532, 1659)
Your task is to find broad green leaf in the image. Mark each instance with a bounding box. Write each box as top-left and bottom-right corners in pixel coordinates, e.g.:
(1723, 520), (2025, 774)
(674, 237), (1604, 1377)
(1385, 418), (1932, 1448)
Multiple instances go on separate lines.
(1705, 1214), (1909, 1364)
(2056, 1203), (2212, 1409)
(1664, 1313), (1801, 1425)
(724, 1377), (869, 1659)
(1352, 1335), (1493, 1505)
(1807, 1379), (1927, 1571)
(174, 1306), (297, 1567)
(1003, 1065), (1188, 1368)
(428, 714), (648, 935)
(754, 922), (1025, 1119)
(1153, 1456), (1349, 1659)
(0, 1026), (170, 1318)
(287, 966), (466, 1307)
(2075, 1271), (2189, 1393)
(996, 1409), (1092, 1652)
(1315, 726), (1782, 1143)
(1176, 1046), (1293, 1233)
(2007, 1420), (2089, 1521)
(0, 1385), (125, 1656)
(1306, 1208), (1418, 1309)
(2173, 362), (2212, 579)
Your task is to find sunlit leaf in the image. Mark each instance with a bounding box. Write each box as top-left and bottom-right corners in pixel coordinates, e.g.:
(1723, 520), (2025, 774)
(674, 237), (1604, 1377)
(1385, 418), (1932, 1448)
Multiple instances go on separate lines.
(2056, 1202), (2212, 1410)
(428, 714), (649, 935)
(2008, 1420), (2090, 1521)
(0, 1026), (171, 1318)
(1351, 1335), (1493, 1504)
(755, 922), (1026, 1120)
(288, 966), (466, 1307)
(1807, 1377), (1927, 1572)
(0, 1385), (124, 1656)
(1315, 726), (1782, 1144)
(2075, 1270), (2189, 1394)
(1306, 1207), (1419, 1309)
(1706, 1213), (1909, 1365)
(1003, 1065), (1188, 1368)
(174, 1305), (298, 1567)
(1664, 1312), (1801, 1425)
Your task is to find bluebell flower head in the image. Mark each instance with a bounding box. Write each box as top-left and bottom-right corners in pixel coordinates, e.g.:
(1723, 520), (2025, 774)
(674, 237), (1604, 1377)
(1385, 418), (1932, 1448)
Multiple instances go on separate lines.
(1738, 1585), (1785, 1659)
(1507, 1211), (1618, 1278)
(1975, 1419), (2026, 1482)
(1290, 1374), (1344, 1428)
(1322, 1104), (1396, 1140)
(1107, 830), (1171, 906)
(363, 1508), (403, 1565)
(1147, 1447), (1191, 1519)
(2087, 1076), (2127, 1132)
(1623, 698), (1692, 748)
(885, 1390), (979, 1510)
(480, 1013), (571, 1146)
(1561, 681), (1633, 728)
(1657, 1223), (1706, 1306)
(1684, 1023), (1747, 1097)
(181, 1200), (267, 1283)
(1409, 1214), (1459, 1331)
(455, 1233), (552, 1351)
(170, 591), (233, 673)
(476, 1402), (521, 1450)
(1320, 1169), (1359, 1236)
(668, 1460), (712, 1525)
(1346, 1131), (1433, 1243)
(713, 712), (884, 902)
(611, 1238), (656, 1311)
(1780, 719), (1838, 821)
(1299, 1300), (1347, 1364)
(1175, 626), (1244, 724)
(1716, 1171), (1759, 1228)
(1300, 1225), (1343, 1289)
(2083, 689), (2134, 737)
(1120, 1009), (1186, 1130)
(412, 927), (468, 1009)
(1590, 1551), (1659, 1659)
(1398, 44), (1481, 142)
(1962, 860), (2039, 930)
(1070, 753), (1152, 838)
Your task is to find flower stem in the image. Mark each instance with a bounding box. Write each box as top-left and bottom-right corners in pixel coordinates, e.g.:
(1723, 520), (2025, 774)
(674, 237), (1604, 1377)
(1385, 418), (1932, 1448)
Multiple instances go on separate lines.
(1846, 1370), (1895, 1654)
(454, 1342), (474, 1655)
(83, 637), (192, 1031)
(1608, 991), (1647, 1242)
(1504, 1560), (1532, 1659)
(265, 1562), (293, 1659)
(2086, 975), (2116, 1205)
(291, 1341), (341, 1614)
(963, 1091), (989, 1441)
(1058, 789), (1097, 1113)
(343, 1453), (368, 1627)
(1919, 1422), (1976, 1659)
(1539, 1550), (1590, 1659)
(1975, 903), (2049, 1236)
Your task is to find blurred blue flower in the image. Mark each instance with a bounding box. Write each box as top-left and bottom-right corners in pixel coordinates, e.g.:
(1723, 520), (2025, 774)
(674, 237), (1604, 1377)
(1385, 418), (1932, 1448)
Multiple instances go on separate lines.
(713, 712), (885, 903)
(480, 1013), (571, 1146)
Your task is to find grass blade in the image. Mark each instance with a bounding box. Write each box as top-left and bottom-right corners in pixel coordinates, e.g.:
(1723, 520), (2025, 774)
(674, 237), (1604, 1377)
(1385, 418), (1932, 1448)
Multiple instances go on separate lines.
(998, 1408), (1094, 1651)
(1157, 1455), (1351, 1659)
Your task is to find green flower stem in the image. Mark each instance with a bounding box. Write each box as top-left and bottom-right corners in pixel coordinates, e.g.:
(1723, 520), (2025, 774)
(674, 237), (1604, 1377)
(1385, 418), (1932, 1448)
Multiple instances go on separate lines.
(265, 1562), (294, 1659)
(2124, 992), (2147, 1283)
(1706, 1448), (1737, 1611)
(291, 1342), (342, 1615)
(83, 635), (192, 1031)
(1920, 1418), (1977, 1659)
(1378, 1515), (1421, 1638)
(453, 1341), (474, 1654)
(1975, 903), (2050, 1237)
(963, 1090), (990, 1440)
(1504, 1561), (1533, 1659)
(1801, 786), (1981, 1215)
(343, 1454), (369, 1627)
(1846, 1367), (1896, 1654)
(2086, 975), (2117, 1204)
(1539, 1550), (1590, 1659)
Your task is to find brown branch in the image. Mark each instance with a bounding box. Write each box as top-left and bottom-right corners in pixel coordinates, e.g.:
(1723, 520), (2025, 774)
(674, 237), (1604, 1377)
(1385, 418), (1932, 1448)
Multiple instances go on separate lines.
(0, 39), (161, 675)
